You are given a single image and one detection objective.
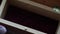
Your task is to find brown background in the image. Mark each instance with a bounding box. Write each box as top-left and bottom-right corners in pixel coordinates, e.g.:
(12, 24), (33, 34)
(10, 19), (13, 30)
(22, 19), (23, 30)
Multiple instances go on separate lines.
(31, 0), (60, 7)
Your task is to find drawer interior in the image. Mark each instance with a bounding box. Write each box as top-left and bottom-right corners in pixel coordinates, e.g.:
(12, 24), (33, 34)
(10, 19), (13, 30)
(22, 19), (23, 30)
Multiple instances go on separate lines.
(4, 5), (59, 34)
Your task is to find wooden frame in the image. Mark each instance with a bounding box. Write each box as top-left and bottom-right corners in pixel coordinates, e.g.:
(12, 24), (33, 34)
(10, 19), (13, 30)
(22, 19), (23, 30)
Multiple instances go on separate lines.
(0, 0), (60, 34)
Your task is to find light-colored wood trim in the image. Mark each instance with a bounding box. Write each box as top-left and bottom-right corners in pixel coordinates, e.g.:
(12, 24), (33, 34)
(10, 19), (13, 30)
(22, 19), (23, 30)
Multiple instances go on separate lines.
(1, 2), (8, 18)
(56, 21), (60, 34)
(0, 0), (7, 18)
(0, 18), (47, 34)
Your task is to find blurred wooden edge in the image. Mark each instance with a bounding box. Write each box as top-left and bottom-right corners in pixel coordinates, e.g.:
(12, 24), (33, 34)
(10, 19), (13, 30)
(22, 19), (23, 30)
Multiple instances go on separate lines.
(0, 0), (7, 18)
(0, 18), (47, 34)
(56, 21), (60, 34)
(7, 0), (60, 20)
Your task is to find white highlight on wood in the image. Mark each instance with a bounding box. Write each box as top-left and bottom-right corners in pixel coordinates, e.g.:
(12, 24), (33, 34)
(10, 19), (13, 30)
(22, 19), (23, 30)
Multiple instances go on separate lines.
(0, 18), (47, 34)
(53, 8), (60, 14)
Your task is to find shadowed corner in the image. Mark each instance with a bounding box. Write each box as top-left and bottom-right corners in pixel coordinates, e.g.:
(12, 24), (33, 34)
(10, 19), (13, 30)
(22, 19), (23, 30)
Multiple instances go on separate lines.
(0, 0), (2, 5)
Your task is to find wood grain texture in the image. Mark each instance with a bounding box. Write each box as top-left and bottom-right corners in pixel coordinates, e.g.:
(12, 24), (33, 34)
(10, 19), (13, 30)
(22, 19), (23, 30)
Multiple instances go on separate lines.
(31, 0), (60, 7)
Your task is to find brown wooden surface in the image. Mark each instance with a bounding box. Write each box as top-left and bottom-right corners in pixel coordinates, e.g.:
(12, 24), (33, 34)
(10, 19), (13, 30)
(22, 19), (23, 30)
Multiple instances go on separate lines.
(31, 0), (60, 7)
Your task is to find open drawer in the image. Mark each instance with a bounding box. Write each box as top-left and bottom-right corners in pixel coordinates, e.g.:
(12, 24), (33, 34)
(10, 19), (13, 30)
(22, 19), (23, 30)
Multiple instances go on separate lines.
(0, 0), (60, 34)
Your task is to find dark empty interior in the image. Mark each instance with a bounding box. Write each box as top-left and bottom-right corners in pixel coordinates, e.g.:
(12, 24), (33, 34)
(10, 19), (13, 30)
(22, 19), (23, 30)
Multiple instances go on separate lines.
(0, 23), (33, 34)
(0, 0), (2, 5)
(4, 5), (58, 34)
